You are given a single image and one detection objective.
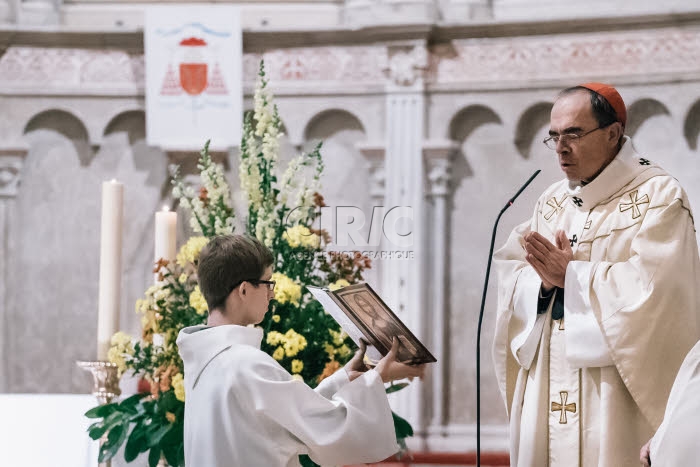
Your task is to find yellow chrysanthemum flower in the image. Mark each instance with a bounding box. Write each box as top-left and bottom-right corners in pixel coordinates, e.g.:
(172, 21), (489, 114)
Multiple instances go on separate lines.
(324, 343), (336, 360)
(266, 331), (284, 346)
(178, 273), (188, 284)
(176, 236), (209, 268)
(283, 225), (320, 249)
(271, 272), (302, 306)
(110, 331), (133, 349)
(272, 347), (285, 361)
(283, 329), (307, 357)
(141, 309), (158, 334)
(292, 374), (304, 381)
(272, 314), (281, 323)
(107, 347), (127, 375)
(328, 279), (350, 291)
(329, 329), (348, 346)
(189, 285), (208, 315)
(337, 344), (352, 359)
(291, 359), (304, 374)
(172, 373), (185, 402)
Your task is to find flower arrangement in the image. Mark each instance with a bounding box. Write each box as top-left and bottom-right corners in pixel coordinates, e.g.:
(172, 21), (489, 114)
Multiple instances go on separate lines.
(85, 62), (413, 467)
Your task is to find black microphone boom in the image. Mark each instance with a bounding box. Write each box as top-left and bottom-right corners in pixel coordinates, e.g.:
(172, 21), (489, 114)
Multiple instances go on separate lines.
(476, 170), (540, 467)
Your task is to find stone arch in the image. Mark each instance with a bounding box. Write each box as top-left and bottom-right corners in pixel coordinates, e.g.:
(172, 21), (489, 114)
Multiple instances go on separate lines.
(448, 104), (502, 143)
(23, 109), (94, 166)
(303, 108), (365, 142)
(103, 110), (146, 144)
(514, 102), (553, 159)
(626, 98), (671, 138)
(684, 99), (700, 151)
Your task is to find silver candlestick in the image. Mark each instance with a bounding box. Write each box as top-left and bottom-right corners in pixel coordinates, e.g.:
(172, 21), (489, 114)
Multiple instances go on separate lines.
(78, 360), (122, 467)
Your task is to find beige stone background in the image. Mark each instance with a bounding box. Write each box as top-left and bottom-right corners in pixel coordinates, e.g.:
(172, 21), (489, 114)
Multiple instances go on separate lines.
(1, 0), (700, 458)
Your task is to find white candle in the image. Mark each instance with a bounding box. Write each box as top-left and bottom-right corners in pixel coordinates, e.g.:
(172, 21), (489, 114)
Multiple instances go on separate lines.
(97, 179), (123, 361)
(155, 206), (177, 266)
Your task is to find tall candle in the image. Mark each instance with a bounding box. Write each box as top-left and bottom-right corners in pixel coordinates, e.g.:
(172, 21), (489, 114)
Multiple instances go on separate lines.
(155, 206), (177, 266)
(97, 179), (123, 361)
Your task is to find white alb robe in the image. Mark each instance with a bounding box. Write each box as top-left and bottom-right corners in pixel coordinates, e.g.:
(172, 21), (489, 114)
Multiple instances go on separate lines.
(493, 137), (700, 467)
(177, 324), (398, 467)
(649, 340), (700, 466)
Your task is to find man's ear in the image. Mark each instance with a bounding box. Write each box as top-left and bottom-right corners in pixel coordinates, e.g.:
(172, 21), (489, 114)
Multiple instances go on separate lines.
(609, 122), (623, 145)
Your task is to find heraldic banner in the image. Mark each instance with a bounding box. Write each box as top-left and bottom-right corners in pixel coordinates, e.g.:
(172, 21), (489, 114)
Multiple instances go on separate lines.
(145, 5), (242, 150)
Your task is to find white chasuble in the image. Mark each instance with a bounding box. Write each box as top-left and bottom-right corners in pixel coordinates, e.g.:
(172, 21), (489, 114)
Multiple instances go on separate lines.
(493, 137), (700, 467)
(177, 324), (399, 467)
(650, 340), (700, 466)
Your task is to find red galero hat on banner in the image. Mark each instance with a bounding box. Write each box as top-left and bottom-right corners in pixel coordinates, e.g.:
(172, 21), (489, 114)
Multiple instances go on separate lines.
(578, 82), (627, 127)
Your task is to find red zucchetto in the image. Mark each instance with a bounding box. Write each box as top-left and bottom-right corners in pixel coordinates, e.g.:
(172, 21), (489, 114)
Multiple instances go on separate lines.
(579, 82), (627, 127)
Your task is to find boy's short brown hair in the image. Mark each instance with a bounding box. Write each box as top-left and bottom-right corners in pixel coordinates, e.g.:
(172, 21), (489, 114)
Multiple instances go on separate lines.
(197, 235), (274, 312)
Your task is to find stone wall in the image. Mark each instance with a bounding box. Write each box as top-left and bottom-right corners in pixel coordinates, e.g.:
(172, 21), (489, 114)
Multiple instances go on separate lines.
(2, 1), (700, 452)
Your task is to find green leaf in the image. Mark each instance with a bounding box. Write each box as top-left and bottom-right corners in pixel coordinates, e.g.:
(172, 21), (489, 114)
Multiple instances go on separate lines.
(385, 382), (409, 394)
(299, 454), (320, 467)
(85, 402), (118, 419)
(87, 411), (124, 440)
(392, 411), (414, 438)
(121, 392), (148, 407)
(148, 447), (162, 467)
(146, 423), (173, 448)
(88, 423), (109, 441)
(162, 438), (179, 467)
(124, 424), (148, 462)
(98, 424), (128, 463)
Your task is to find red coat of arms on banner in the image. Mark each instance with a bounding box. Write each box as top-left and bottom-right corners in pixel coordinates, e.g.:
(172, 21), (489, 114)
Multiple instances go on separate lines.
(159, 37), (229, 97)
(179, 37), (208, 95)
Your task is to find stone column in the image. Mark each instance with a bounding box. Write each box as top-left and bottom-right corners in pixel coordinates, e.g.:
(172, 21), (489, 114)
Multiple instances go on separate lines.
(440, 0), (493, 21)
(344, 0), (438, 27)
(382, 42), (429, 438)
(18, 0), (59, 25)
(0, 147), (28, 392)
(0, 0), (15, 23)
(423, 140), (457, 436)
(357, 143), (386, 281)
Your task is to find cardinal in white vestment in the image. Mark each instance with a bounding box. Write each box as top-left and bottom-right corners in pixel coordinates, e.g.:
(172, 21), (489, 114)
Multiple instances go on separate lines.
(492, 83), (700, 467)
(177, 234), (425, 467)
(639, 340), (700, 466)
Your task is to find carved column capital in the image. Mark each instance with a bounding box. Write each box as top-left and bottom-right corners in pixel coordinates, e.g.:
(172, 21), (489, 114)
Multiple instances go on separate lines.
(357, 142), (386, 202)
(384, 42), (429, 89)
(0, 148), (28, 198)
(423, 140), (458, 197)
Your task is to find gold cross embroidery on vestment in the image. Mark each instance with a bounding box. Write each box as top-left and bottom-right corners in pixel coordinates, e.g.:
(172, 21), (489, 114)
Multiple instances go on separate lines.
(544, 195), (568, 221)
(619, 190), (650, 219)
(551, 391), (576, 424)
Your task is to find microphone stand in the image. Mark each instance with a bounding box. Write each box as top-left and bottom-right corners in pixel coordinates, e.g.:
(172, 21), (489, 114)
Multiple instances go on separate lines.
(476, 170), (540, 467)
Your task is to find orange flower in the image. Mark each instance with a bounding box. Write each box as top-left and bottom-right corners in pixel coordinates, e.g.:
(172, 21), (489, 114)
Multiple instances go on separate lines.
(158, 365), (177, 393)
(312, 192), (326, 207)
(199, 187), (209, 205)
(317, 360), (341, 384)
(165, 412), (176, 423)
(152, 258), (170, 274)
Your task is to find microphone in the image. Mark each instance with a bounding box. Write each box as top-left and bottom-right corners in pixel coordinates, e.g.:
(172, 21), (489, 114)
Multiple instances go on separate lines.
(476, 170), (540, 467)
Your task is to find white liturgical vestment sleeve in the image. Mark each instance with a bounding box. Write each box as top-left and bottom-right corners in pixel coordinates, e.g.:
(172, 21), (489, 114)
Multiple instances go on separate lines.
(564, 261), (613, 368)
(242, 360), (396, 467)
(510, 268), (547, 370)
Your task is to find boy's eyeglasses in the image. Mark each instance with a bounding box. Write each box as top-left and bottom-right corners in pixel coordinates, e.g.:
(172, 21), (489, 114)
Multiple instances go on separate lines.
(231, 279), (276, 292)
